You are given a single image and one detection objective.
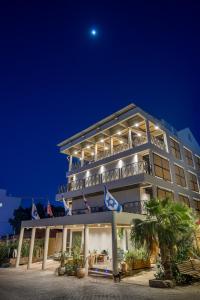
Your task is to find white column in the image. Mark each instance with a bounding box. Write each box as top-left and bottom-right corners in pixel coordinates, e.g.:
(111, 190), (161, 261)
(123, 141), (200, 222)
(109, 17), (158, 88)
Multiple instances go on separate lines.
(81, 149), (84, 167)
(68, 155), (73, 172)
(27, 227), (36, 269)
(110, 137), (113, 155)
(16, 227), (24, 268)
(94, 143), (98, 161)
(128, 128), (132, 148)
(62, 226), (68, 253)
(111, 212), (118, 276)
(42, 227), (50, 270)
(84, 225), (89, 275)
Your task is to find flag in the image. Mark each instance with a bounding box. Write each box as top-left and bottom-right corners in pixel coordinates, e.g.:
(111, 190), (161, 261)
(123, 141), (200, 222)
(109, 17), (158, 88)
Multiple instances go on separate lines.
(31, 201), (40, 220)
(47, 200), (53, 217)
(104, 185), (122, 213)
(83, 193), (91, 213)
(62, 196), (72, 216)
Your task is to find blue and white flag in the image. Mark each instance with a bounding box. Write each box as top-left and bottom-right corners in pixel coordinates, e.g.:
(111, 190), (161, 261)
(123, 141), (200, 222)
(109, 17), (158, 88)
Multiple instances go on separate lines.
(31, 202), (40, 220)
(62, 196), (72, 216)
(104, 186), (122, 213)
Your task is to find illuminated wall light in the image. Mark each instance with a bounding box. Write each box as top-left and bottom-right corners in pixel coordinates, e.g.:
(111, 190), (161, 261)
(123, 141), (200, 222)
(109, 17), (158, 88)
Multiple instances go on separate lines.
(134, 123), (139, 127)
(91, 152), (95, 156)
(86, 145), (90, 149)
(120, 140), (123, 144)
(74, 151), (78, 155)
(100, 138), (104, 143)
(97, 224), (101, 227)
(100, 165), (105, 173)
(117, 131), (121, 135)
(137, 133), (141, 137)
(86, 170), (90, 177)
(155, 125), (159, 130)
(118, 159), (123, 168)
(104, 146), (109, 150)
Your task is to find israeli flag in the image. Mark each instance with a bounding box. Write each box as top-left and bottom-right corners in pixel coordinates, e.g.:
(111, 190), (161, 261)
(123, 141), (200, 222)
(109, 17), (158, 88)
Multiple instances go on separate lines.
(31, 202), (40, 220)
(62, 197), (72, 216)
(104, 186), (122, 213)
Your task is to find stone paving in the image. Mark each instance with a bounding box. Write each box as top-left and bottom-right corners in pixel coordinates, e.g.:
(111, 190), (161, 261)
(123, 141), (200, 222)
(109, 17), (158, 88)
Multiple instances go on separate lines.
(0, 261), (200, 300)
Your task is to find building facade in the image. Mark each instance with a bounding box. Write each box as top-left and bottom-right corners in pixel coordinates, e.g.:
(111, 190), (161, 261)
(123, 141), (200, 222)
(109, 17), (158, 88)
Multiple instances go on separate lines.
(0, 189), (21, 237)
(16, 104), (200, 276)
(57, 104), (200, 215)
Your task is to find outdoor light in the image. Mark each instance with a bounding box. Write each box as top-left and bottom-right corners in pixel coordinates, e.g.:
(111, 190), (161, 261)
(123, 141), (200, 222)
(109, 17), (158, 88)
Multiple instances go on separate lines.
(104, 146), (108, 150)
(86, 145), (90, 149)
(91, 152), (95, 156)
(117, 130), (121, 135)
(74, 150), (78, 155)
(155, 125), (159, 130)
(137, 133), (141, 137)
(120, 140), (123, 144)
(100, 138), (104, 143)
(134, 123), (139, 127)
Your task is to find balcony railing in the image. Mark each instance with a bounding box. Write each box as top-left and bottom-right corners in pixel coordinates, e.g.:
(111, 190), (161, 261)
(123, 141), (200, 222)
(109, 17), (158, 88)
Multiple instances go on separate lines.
(58, 161), (152, 193)
(71, 200), (147, 215)
(70, 137), (147, 172)
(151, 136), (166, 151)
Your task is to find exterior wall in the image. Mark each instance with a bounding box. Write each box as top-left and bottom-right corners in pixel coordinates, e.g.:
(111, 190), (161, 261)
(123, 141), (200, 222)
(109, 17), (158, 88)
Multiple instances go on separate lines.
(89, 228), (112, 257)
(0, 189), (21, 237)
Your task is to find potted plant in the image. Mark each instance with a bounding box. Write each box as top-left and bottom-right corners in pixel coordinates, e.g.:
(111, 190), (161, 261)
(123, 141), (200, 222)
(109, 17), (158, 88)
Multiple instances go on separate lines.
(76, 257), (87, 278)
(58, 252), (66, 276)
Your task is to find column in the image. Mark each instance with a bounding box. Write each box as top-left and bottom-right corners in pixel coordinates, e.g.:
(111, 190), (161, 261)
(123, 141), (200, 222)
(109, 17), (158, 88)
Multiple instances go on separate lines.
(42, 227), (50, 270)
(145, 119), (151, 144)
(128, 128), (132, 149)
(84, 225), (89, 275)
(27, 227), (36, 269)
(111, 212), (118, 276)
(94, 143), (98, 161)
(62, 226), (68, 253)
(69, 229), (73, 255)
(81, 149), (84, 167)
(68, 155), (73, 172)
(110, 136), (113, 155)
(16, 227), (24, 268)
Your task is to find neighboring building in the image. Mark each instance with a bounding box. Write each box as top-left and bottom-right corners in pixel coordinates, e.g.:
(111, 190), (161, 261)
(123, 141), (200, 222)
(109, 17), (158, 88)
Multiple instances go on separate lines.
(17, 104), (200, 276)
(0, 189), (21, 237)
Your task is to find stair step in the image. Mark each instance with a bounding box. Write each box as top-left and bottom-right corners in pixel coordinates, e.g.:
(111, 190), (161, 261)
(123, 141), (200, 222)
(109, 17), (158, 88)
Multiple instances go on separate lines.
(89, 270), (113, 278)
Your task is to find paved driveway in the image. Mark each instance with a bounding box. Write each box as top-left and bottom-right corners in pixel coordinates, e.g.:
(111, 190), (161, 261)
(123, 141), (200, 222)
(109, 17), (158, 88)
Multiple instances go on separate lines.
(0, 263), (200, 300)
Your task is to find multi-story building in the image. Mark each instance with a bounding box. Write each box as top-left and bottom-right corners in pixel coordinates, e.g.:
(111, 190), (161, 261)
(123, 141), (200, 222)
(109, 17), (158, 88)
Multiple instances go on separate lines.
(17, 104), (200, 276)
(57, 103), (200, 214)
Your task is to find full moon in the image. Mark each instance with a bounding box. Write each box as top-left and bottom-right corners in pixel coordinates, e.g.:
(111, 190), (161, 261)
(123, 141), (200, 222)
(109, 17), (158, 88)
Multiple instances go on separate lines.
(91, 29), (97, 36)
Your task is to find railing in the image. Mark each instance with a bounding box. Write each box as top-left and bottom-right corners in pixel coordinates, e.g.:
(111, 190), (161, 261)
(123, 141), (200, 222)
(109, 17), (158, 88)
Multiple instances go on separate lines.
(151, 136), (166, 151)
(71, 200), (147, 215)
(70, 137), (147, 172)
(58, 161), (152, 193)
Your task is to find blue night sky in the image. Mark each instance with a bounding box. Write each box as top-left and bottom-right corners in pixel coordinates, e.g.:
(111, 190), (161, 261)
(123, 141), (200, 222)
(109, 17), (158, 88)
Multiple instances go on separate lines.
(0, 1), (199, 205)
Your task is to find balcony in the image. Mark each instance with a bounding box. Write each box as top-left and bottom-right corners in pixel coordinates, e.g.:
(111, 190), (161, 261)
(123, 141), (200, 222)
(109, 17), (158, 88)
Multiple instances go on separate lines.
(151, 136), (166, 151)
(58, 161), (152, 193)
(70, 136), (147, 173)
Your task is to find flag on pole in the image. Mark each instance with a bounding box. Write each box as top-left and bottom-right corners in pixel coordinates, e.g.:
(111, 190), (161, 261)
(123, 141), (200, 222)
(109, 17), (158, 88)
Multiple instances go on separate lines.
(104, 185), (122, 213)
(83, 193), (91, 213)
(47, 200), (53, 217)
(62, 196), (72, 216)
(31, 201), (40, 220)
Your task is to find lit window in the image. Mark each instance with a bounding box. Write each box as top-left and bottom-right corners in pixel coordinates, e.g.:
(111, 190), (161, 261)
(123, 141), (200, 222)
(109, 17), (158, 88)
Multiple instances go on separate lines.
(184, 148), (194, 167)
(153, 153), (171, 181)
(170, 138), (181, 160)
(174, 165), (186, 187)
(187, 172), (199, 192)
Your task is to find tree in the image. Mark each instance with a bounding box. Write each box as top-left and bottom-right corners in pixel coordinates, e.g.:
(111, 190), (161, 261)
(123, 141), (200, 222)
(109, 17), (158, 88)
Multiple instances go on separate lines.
(130, 198), (196, 280)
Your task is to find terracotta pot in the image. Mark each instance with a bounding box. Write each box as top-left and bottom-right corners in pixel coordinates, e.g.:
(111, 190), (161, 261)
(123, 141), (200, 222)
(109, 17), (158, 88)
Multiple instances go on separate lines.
(76, 267), (86, 278)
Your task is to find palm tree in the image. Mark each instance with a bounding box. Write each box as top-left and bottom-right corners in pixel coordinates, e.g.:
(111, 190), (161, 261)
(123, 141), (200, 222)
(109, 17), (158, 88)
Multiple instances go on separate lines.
(130, 198), (196, 280)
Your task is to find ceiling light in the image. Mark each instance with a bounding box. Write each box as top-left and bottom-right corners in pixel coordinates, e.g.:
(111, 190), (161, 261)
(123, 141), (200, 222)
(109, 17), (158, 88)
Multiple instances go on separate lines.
(91, 152), (95, 156)
(104, 146), (108, 150)
(155, 125), (159, 130)
(74, 151), (78, 155)
(137, 133), (141, 137)
(117, 131), (121, 135)
(100, 138), (104, 143)
(120, 140), (123, 144)
(134, 123), (139, 127)
(86, 145), (90, 149)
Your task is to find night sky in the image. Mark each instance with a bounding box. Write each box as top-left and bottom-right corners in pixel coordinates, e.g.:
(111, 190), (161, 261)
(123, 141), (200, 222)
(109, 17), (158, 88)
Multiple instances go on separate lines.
(0, 1), (200, 205)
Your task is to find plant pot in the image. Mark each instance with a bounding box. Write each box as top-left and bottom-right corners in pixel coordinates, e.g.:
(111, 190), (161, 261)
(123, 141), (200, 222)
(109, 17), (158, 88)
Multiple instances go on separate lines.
(76, 267), (86, 278)
(121, 262), (128, 273)
(58, 266), (66, 276)
(149, 279), (175, 288)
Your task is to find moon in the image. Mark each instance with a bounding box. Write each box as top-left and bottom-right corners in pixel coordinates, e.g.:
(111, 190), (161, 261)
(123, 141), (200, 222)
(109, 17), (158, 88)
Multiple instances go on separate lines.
(90, 29), (97, 36)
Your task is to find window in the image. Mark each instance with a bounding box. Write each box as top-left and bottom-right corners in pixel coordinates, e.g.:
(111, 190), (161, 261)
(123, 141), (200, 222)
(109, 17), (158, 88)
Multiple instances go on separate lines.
(170, 138), (181, 160)
(174, 165), (186, 187)
(184, 148), (194, 167)
(157, 188), (174, 200)
(153, 153), (171, 181)
(178, 194), (190, 207)
(187, 172), (199, 192)
(193, 199), (200, 211)
(195, 155), (200, 171)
